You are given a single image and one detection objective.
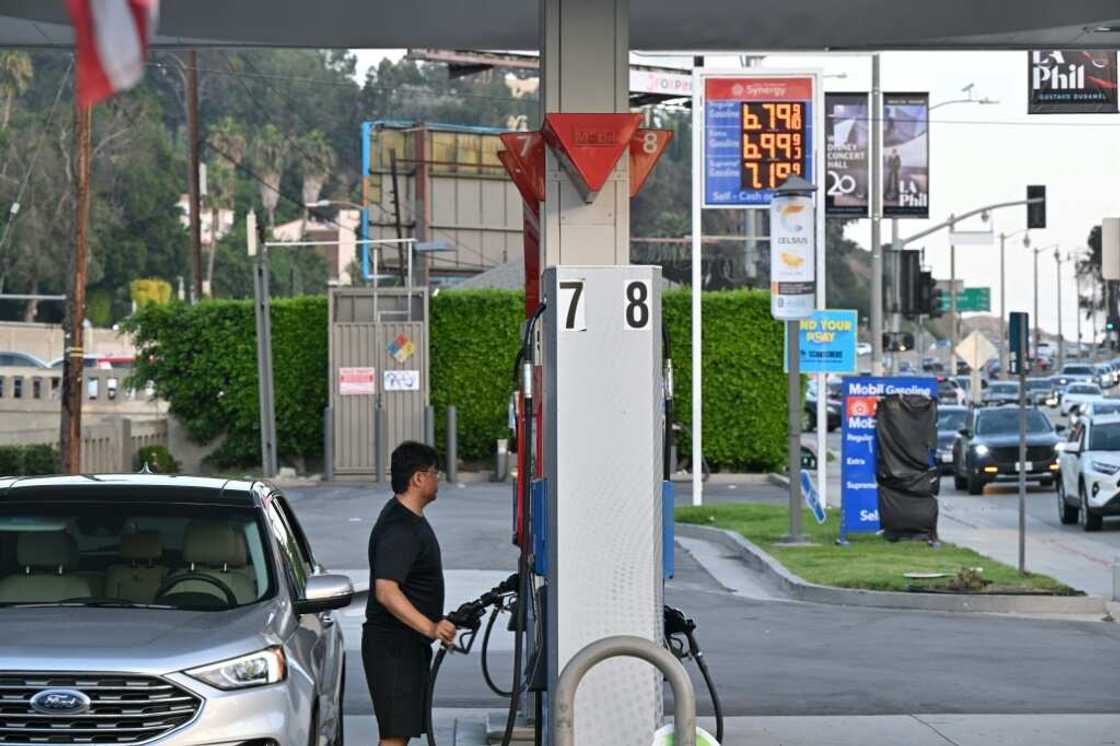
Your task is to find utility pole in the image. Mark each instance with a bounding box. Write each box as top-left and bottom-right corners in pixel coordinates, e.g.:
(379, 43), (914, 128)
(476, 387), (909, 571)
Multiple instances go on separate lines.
(61, 101), (92, 474)
(1076, 263), (1083, 359)
(1055, 250), (1065, 371)
(1000, 232), (1007, 377)
(949, 241), (958, 373)
(870, 53), (883, 376)
(186, 50), (203, 303)
(1033, 247), (1040, 357)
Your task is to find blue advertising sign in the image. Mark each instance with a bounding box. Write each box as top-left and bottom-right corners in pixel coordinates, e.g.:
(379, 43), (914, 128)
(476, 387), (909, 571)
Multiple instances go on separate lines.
(840, 376), (937, 538)
(703, 75), (816, 208)
(800, 469), (827, 525)
(784, 309), (859, 374)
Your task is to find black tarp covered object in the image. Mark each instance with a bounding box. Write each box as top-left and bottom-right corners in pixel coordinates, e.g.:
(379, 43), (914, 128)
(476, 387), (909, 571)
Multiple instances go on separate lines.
(875, 394), (939, 539)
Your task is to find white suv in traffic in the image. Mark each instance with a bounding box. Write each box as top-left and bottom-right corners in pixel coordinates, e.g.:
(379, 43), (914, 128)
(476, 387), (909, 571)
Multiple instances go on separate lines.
(1056, 415), (1120, 531)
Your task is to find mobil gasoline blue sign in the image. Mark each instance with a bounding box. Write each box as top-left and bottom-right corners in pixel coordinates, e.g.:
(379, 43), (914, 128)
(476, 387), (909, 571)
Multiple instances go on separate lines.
(840, 376), (937, 537)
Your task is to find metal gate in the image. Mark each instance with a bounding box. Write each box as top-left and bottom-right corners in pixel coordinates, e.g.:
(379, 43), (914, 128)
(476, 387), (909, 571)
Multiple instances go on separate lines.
(328, 287), (429, 479)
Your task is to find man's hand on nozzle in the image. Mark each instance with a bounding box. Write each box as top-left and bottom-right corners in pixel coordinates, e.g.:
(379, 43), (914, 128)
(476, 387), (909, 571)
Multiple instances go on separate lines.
(431, 618), (457, 646)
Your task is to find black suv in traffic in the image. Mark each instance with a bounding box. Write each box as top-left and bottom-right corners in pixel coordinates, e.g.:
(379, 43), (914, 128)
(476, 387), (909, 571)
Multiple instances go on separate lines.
(951, 407), (1062, 495)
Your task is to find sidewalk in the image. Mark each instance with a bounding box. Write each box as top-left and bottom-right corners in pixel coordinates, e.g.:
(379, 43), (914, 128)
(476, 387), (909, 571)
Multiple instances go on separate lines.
(344, 712), (1120, 745)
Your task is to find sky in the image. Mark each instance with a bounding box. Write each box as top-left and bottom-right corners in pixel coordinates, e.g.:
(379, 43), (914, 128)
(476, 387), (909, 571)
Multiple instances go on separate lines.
(350, 49), (1117, 340)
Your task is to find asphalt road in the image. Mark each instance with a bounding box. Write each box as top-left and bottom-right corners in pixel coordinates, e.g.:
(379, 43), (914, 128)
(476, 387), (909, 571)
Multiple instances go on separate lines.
(286, 481), (1120, 718)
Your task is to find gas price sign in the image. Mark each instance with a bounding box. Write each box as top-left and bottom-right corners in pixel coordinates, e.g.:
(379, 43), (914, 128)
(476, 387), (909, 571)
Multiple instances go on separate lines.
(702, 75), (816, 208)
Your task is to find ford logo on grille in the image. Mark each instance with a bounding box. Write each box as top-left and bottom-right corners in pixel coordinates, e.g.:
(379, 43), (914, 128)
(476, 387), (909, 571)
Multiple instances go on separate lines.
(30, 689), (91, 715)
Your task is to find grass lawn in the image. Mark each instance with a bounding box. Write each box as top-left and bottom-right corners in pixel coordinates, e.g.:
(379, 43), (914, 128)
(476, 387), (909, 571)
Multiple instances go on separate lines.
(676, 502), (1076, 594)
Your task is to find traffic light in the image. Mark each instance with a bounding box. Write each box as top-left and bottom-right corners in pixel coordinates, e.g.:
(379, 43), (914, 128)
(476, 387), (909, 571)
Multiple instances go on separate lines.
(899, 250), (922, 317)
(1027, 185), (1046, 229)
(929, 285), (945, 318)
(882, 332), (916, 352)
(1107, 317), (1119, 333)
(918, 270), (934, 315)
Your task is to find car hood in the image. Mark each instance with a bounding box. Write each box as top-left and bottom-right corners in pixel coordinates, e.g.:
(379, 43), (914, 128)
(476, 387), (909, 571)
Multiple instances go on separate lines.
(974, 432), (1060, 449)
(0, 601), (289, 674)
(1083, 451), (1120, 468)
(936, 431), (957, 448)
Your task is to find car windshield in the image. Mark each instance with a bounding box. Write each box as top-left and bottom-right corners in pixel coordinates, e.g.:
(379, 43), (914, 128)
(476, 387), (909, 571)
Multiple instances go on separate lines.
(1090, 403), (1120, 416)
(1025, 379), (1051, 391)
(938, 411), (968, 431)
(976, 409), (1052, 436)
(1068, 385), (1100, 395)
(937, 382), (957, 395)
(1089, 422), (1120, 451)
(1062, 366), (1093, 375)
(0, 502), (274, 611)
(989, 383), (1018, 394)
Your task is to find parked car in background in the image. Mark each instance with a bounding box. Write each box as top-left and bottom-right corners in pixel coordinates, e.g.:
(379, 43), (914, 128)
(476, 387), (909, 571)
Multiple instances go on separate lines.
(0, 351), (47, 368)
(1054, 364), (1098, 391)
(1023, 377), (1058, 407)
(0, 474), (353, 746)
(1060, 383), (1104, 417)
(856, 342), (872, 357)
(936, 376), (966, 406)
(921, 355), (941, 372)
(1093, 363), (1116, 389)
(936, 405), (969, 473)
(804, 384), (841, 432)
(952, 407), (1062, 494)
(981, 380), (1020, 407)
(1072, 399), (1120, 423)
(1057, 415), (1120, 530)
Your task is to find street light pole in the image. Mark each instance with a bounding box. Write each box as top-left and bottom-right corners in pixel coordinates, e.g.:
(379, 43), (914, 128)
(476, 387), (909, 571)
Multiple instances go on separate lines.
(950, 241), (958, 373)
(870, 53), (883, 376)
(1033, 247), (1040, 358)
(1076, 260), (1083, 359)
(999, 230), (1029, 379)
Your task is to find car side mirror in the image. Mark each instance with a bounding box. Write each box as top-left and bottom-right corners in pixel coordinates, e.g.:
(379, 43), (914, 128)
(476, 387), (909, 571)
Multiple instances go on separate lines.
(958, 428), (971, 438)
(295, 573), (354, 615)
(1055, 425), (1066, 434)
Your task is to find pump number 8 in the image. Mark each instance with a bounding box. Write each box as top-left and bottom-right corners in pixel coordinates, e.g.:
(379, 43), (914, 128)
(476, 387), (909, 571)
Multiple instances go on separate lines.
(624, 280), (651, 330)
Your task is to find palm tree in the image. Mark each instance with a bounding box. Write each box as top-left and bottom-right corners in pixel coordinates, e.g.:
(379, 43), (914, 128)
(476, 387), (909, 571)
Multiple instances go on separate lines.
(0, 51), (32, 129)
(251, 124), (287, 227)
(209, 116), (247, 168)
(297, 129), (336, 235)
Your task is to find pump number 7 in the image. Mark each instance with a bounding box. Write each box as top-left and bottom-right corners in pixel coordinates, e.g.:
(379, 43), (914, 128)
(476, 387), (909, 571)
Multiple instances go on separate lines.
(558, 280), (586, 331)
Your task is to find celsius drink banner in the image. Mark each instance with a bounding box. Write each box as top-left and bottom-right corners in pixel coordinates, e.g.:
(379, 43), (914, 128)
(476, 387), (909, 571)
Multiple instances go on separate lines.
(1028, 50), (1119, 114)
(882, 93), (929, 219)
(825, 92), (869, 217)
(841, 377), (937, 537)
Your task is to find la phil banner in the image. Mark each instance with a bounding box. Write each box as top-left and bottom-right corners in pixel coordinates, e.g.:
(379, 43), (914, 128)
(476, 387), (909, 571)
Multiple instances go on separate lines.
(825, 92), (869, 217)
(882, 93), (929, 219)
(1028, 50), (1118, 114)
(841, 376), (937, 538)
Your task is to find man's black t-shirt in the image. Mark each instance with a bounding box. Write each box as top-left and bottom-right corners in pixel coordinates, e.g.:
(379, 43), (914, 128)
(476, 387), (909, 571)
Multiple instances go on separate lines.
(365, 497), (445, 641)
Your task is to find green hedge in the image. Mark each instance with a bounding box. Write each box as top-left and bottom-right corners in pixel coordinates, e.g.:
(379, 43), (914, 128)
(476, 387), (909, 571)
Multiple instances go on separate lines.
(430, 290), (523, 463)
(0, 445), (61, 476)
(663, 289), (789, 471)
(123, 297), (328, 468)
(125, 289), (789, 472)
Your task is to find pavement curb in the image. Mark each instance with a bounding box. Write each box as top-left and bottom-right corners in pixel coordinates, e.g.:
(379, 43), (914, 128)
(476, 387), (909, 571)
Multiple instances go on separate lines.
(676, 522), (1108, 615)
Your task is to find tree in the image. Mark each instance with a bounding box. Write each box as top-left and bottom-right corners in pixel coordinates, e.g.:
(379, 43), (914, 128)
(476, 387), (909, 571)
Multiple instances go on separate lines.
(251, 124), (286, 227)
(0, 51), (32, 129)
(204, 117), (246, 293)
(297, 129), (336, 231)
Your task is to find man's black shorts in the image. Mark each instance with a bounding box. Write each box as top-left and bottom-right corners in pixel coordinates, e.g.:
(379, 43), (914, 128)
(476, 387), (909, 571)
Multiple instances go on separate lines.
(362, 624), (433, 739)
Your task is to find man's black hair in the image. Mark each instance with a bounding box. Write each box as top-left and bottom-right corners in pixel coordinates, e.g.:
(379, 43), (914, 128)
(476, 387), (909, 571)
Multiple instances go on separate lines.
(390, 441), (438, 494)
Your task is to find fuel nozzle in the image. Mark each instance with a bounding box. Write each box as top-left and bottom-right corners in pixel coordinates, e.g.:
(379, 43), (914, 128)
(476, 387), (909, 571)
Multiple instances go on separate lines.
(445, 574), (521, 654)
(664, 605), (700, 658)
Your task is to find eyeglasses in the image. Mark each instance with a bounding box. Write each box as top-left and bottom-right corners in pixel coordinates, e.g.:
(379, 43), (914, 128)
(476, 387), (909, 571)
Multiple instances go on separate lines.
(418, 467), (440, 479)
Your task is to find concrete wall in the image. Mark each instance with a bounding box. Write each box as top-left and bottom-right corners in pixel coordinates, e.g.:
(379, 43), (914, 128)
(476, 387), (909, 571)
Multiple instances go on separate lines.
(0, 417), (168, 474)
(0, 322), (136, 363)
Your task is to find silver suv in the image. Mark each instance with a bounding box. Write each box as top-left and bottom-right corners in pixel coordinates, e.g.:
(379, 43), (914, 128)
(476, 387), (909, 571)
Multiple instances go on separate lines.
(0, 474), (352, 746)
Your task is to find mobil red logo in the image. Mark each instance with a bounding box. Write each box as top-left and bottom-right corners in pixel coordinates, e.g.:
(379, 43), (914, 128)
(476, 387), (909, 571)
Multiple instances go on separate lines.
(846, 396), (878, 418)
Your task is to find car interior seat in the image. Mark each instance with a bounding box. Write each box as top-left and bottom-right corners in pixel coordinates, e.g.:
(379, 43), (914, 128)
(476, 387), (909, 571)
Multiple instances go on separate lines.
(105, 532), (168, 603)
(166, 521), (257, 604)
(0, 532), (92, 603)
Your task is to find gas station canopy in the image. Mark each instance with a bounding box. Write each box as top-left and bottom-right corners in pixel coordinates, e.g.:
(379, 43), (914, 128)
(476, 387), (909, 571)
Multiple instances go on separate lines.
(0, 0), (1118, 50)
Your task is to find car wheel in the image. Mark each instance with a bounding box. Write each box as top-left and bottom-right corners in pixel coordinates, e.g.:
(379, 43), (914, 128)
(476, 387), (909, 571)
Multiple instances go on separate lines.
(1057, 479), (1078, 525)
(967, 471), (984, 495)
(1080, 482), (1103, 532)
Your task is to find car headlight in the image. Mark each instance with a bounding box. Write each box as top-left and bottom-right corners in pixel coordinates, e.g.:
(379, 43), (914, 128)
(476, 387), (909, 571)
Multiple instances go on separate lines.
(973, 444), (990, 457)
(1090, 460), (1120, 476)
(185, 646), (286, 690)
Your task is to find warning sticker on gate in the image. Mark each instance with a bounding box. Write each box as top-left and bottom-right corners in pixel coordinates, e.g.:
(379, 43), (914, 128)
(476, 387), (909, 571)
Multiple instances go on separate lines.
(388, 334), (416, 364)
(384, 370), (420, 392)
(338, 367), (376, 396)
